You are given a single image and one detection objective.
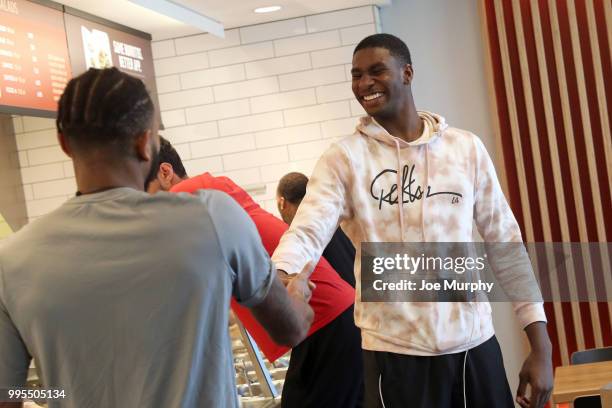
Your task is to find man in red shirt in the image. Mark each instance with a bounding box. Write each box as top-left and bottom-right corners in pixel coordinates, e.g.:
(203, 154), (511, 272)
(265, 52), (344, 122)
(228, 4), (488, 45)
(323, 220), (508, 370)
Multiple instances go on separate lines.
(147, 137), (364, 407)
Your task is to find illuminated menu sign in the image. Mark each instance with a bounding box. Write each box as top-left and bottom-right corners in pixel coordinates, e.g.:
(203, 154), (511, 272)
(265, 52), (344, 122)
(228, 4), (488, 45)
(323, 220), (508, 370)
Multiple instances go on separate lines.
(64, 12), (158, 103)
(0, 1), (158, 118)
(0, 0), (71, 116)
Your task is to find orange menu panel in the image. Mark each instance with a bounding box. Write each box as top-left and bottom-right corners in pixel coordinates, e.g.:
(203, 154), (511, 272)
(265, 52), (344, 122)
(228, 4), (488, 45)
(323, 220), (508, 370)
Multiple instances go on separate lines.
(0, 0), (71, 113)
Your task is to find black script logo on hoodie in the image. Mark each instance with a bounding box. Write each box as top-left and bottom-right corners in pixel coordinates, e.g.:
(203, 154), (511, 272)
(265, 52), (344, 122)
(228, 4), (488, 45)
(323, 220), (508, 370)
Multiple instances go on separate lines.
(370, 164), (463, 209)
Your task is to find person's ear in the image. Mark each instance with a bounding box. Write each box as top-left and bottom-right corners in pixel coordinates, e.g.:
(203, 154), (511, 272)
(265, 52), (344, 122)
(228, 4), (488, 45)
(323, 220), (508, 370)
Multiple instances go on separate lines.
(135, 129), (153, 161)
(57, 133), (72, 158)
(277, 196), (285, 211)
(158, 162), (175, 191)
(403, 63), (414, 85)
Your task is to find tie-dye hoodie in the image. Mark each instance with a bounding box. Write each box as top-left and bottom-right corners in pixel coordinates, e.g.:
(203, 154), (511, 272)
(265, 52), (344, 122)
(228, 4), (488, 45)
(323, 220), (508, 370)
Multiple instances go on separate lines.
(272, 111), (546, 356)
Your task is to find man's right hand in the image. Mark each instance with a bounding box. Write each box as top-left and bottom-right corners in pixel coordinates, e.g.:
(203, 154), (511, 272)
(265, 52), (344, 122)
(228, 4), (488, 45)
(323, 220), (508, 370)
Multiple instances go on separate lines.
(286, 264), (316, 303)
(277, 270), (292, 286)
(250, 263), (316, 347)
(277, 262), (316, 303)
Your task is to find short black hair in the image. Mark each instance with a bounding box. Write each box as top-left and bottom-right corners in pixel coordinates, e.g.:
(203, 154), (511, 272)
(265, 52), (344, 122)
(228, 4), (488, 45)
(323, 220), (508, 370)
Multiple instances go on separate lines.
(56, 67), (154, 153)
(353, 33), (412, 65)
(158, 136), (187, 178)
(277, 172), (308, 204)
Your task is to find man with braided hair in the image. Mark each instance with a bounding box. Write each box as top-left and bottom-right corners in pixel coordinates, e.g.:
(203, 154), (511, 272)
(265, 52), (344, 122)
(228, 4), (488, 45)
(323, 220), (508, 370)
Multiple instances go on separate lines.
(0, 68), (314, 408)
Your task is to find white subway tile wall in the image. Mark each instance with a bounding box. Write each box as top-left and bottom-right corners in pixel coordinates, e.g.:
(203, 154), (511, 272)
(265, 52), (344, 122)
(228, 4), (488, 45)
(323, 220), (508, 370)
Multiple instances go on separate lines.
(185, 99), (251, 124)
(321, 117), (360, 138)
(340, 24), (377, 45)
(22, 184), (34, 201)
(283, 101), (350, 126)
(288, 139), (336, 161)
(305, 7), (374, 32)
(153, 53), (209, 76)
(22, 116), (54, 132)
(180, 64), (245, 89)
(250, 89), (316, 114)
(244, 54), (311, 79)
(13, 6), (378, 222)
(310, 45), (354, 68)
(254, 123), (321, 149)
(315, 82), (354, 103)
(274, 30), (341, 57)
(174, 29), (241, 55)
(218, 111), (284, 137)
(155, 74), (181, 94)
(278, 65), (346, 92)
(213, 77), (279, 102)
(151, 39), (175, 59)
(208, 42), (274, 67)
(240, 18), (307, 44)
(158, 87), (214, 110)
(11, 116), (74, 221)
(27, 145), (66, 166)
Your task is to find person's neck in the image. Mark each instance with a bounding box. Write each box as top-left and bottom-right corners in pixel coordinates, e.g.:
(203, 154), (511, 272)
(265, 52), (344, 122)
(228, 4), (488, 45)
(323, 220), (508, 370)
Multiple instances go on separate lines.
(375, 101), (423, 143)
(72, 158), (145, 195)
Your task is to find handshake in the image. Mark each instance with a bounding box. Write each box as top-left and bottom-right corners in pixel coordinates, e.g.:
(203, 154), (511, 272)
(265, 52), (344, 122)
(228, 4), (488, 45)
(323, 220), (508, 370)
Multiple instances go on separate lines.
(250, 262), (317, 347)
(277, 262), (317, 304)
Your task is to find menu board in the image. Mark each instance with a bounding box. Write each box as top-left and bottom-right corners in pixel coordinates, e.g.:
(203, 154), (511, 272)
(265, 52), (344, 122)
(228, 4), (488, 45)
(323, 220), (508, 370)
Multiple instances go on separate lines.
(0, 1), (158, 118)
(0, 0), (71, 116)
(64, 12), (158, 104)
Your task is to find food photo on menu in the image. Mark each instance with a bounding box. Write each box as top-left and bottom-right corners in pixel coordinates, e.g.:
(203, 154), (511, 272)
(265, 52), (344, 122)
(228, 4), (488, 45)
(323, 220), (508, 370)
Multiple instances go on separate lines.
(81, 26), (113, 69)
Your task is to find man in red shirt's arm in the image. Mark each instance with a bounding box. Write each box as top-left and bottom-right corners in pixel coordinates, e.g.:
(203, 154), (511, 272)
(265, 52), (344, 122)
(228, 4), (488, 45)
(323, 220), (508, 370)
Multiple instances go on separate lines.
(147, 137), (364, 408)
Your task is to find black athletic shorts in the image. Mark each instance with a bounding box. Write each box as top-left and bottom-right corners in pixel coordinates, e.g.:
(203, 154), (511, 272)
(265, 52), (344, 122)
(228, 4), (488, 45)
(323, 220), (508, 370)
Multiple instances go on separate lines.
(363, 335), (514, 408)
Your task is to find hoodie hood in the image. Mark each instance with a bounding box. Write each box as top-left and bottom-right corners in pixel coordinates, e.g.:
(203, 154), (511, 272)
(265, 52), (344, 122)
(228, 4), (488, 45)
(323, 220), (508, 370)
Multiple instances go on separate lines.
(356, 110), (448, 146)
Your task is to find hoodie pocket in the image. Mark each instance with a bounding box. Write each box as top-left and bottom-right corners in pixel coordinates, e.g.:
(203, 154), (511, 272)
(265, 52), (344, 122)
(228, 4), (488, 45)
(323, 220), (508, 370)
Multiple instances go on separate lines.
(360, 302), (483, 353)
(429, 302), (482, 352)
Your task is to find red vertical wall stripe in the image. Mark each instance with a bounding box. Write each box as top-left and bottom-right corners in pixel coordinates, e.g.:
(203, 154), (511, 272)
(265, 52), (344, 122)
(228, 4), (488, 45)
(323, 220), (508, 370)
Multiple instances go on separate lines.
(556, 0), (598, 242)
(593, 0), (612, 125)
(574, 0), (612, 241)
(592, 0), (612, 346)
(484, 0), (526, 231)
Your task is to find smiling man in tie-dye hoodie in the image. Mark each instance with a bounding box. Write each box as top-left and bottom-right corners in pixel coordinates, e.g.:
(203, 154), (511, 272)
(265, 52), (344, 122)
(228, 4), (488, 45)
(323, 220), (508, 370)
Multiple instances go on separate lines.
(272, 34), (553, 408)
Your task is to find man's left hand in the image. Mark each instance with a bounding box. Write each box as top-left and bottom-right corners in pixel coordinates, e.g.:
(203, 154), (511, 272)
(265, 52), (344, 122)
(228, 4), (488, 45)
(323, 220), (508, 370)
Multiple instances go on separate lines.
(516, 322), (553, 408)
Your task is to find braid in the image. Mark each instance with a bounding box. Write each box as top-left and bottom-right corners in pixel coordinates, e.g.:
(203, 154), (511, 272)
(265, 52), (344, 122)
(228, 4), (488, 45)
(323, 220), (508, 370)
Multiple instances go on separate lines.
(56, 74), (82, 134)
(68, 77), (82, 126)
(56, 67), (154, 153)
(83, 73), (115, 122)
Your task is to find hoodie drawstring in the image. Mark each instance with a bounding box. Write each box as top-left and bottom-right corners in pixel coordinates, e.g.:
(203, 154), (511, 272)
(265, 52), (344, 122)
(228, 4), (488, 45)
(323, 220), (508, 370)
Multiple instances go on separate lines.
(422, 143), (429, 241)
(393, 138), (405, 242)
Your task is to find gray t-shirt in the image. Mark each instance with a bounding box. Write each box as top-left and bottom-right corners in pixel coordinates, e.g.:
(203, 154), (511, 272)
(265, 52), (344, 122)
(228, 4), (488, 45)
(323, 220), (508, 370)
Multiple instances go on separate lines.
(0, 187), (274, 408)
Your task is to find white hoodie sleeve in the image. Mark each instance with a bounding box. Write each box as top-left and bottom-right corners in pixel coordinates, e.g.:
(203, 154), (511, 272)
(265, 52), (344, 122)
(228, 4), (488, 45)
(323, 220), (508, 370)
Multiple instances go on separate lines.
(472, 136), (547, 329)
(272, 143), (353, 275)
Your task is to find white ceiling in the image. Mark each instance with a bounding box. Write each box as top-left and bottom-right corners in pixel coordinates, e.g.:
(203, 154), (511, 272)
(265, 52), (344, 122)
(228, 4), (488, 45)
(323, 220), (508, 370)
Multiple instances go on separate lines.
(57, 0), (390, 40)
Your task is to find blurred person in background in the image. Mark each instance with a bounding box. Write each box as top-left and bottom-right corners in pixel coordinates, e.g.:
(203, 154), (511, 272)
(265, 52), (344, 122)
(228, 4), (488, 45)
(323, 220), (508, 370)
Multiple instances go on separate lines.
(277, 172), (357, 289)
(148, 137), (363, 408)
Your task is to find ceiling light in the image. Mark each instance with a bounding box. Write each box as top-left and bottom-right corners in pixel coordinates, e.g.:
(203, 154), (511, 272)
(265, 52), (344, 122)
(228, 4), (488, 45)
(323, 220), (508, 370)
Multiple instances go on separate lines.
(254, 6), (282, 13)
